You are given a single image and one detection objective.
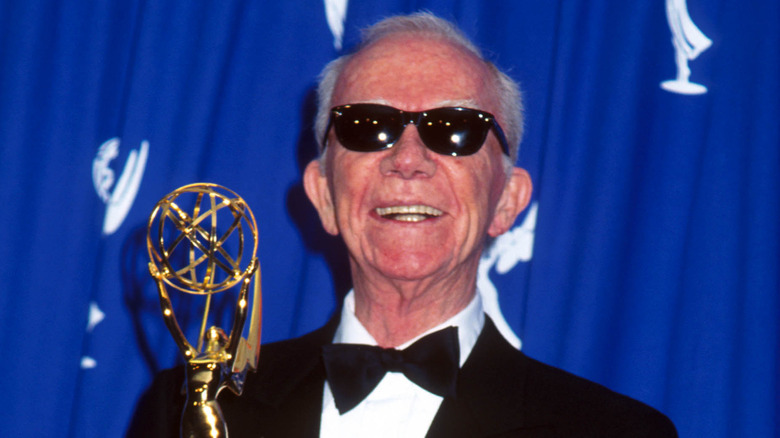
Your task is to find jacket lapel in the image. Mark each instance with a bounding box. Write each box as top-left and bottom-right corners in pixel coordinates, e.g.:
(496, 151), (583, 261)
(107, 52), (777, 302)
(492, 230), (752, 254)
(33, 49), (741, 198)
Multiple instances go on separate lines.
(229, 315), (554, 437)
(427, 318), (554, 438)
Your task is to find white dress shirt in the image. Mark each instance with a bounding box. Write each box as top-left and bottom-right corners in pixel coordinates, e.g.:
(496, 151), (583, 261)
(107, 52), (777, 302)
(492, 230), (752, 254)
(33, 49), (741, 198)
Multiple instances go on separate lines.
(319, 290), (485, 438)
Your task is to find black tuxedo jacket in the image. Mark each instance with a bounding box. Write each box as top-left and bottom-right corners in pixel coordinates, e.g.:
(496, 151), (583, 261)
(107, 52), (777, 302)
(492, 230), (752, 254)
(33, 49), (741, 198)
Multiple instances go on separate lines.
(128, 317), (676, 437)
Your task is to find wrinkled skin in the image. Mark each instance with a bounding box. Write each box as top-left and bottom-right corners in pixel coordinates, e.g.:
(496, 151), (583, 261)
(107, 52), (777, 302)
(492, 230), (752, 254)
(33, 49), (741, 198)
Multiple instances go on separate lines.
(304, 34), (532, 346)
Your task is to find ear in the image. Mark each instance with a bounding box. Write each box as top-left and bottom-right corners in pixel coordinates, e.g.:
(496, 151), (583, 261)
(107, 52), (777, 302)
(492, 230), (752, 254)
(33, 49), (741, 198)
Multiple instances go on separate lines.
(303, 159), (339, 236)
(487, 167), (533, 237)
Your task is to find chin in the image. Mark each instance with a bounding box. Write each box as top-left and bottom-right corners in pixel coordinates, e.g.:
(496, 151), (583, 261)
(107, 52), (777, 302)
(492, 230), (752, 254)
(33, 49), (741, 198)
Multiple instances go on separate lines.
(372, 252), (452, 282)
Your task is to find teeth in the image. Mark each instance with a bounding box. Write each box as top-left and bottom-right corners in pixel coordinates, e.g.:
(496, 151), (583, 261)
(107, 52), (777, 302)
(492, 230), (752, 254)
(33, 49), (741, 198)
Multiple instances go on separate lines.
(376, 205), (442, 216)
(376, 205), (442, 222)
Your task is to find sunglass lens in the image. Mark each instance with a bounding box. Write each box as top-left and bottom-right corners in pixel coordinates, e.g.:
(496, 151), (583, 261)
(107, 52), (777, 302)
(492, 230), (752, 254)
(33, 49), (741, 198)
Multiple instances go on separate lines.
(333, 105), (401, 152)
(418, 108), (490, 156)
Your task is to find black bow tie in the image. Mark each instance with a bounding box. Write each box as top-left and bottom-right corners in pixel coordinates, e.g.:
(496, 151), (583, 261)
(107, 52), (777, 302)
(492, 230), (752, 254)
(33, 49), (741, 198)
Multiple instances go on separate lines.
(321, 326), (460, 414)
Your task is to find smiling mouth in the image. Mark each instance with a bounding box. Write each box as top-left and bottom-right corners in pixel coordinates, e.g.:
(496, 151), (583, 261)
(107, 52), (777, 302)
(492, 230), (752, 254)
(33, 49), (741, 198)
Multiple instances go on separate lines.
(375, 205), (443, 222)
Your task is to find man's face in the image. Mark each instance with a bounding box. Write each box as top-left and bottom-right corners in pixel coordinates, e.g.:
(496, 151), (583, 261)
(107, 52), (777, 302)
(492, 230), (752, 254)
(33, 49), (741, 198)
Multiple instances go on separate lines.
(305, 35), (529, 287)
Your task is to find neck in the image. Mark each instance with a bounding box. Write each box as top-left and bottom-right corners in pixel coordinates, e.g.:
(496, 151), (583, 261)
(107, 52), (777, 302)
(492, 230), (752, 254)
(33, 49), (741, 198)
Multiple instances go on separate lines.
(350, 264), (477, 347)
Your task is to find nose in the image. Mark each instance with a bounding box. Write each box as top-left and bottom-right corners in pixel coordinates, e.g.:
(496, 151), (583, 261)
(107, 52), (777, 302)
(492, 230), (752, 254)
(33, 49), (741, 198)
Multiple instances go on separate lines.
(379, 125), (437, 179)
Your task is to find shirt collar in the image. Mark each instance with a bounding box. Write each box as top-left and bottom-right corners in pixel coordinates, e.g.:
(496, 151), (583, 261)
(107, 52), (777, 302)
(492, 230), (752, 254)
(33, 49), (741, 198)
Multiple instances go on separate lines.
(333, 289), (484, 367)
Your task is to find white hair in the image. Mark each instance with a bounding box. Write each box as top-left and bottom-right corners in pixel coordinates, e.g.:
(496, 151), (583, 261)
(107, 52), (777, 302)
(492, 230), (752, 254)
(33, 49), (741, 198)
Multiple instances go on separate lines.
(314, 12), (524, 170)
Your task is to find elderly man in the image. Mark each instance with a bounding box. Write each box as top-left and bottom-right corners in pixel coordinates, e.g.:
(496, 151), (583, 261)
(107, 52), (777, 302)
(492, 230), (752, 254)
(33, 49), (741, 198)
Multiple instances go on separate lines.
(130, 12), (676, 438)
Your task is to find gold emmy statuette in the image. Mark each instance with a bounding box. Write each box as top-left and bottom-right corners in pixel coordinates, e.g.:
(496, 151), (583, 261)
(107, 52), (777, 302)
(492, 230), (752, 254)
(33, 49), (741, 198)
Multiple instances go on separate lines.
(147, 183), (262, 438)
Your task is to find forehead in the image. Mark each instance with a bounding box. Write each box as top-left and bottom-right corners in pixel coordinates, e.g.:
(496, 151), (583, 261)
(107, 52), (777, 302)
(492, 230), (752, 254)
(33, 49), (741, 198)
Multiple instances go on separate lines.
(332, 35), (498, 112)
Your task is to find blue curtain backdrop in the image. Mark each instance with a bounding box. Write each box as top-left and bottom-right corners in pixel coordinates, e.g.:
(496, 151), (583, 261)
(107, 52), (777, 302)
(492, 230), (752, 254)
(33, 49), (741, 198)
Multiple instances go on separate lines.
(0, 1), (777, 437)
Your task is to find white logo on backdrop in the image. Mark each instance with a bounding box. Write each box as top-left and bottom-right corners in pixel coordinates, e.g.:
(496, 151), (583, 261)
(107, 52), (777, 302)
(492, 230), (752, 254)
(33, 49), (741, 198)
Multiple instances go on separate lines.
(478, 201), (538, 349)
(324, 0), (348, 50)
(92, 137), (149, 235)
(80, 301), (106, 369)
(661, 0), (712, 95)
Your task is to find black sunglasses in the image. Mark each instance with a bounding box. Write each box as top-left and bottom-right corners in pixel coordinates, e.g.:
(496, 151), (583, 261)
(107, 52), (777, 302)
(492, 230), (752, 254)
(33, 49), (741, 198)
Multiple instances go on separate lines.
(324, 103), (511, 157)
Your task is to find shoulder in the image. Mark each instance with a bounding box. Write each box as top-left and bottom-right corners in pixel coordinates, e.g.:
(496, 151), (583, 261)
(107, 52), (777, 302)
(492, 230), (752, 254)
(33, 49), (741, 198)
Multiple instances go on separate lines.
(224, 316), (339, 411)
(520, 354), (677, 437)
(126, 318), (337, 437)
(464, 319), (677, 437)
(252, 316), (337, 385)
